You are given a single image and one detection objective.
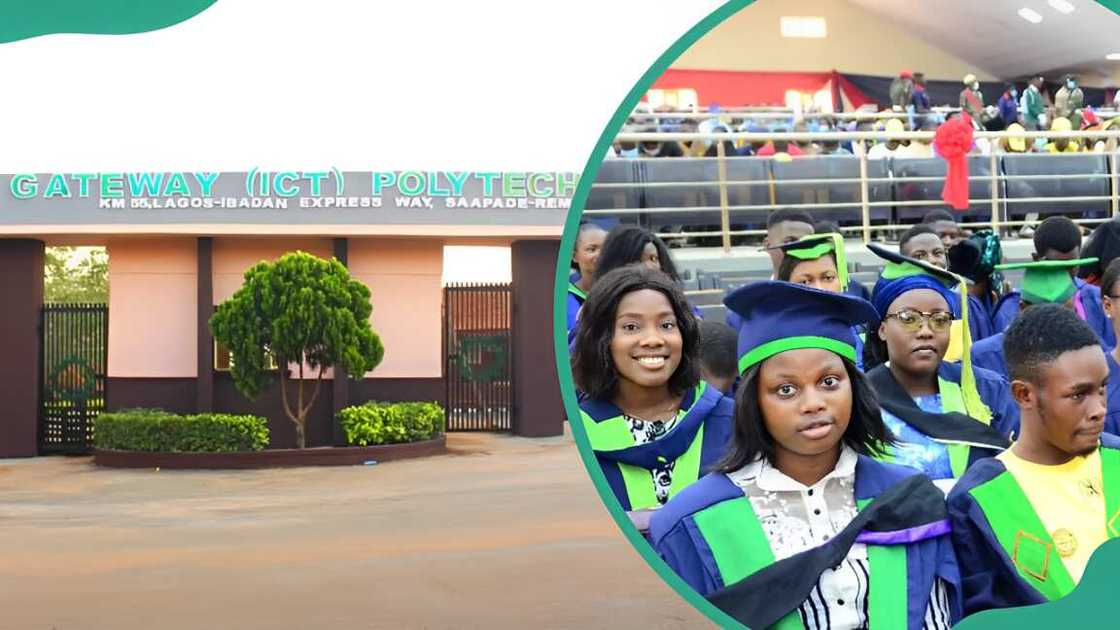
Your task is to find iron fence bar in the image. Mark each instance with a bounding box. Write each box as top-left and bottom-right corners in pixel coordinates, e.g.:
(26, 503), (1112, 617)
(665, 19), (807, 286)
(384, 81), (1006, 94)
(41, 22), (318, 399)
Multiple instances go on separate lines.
(716, 141), (731, 253)
(1113, 151), (1120, 219)
(990, 151), (1000, 234)
(858, 146), (871, 243)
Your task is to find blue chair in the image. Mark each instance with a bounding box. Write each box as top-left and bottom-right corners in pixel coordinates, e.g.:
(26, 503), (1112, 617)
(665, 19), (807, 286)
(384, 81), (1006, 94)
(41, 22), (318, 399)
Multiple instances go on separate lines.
(891, 156), (994, 222)
(770, 156), (892, 224)
(1001, 153), (1109, 220)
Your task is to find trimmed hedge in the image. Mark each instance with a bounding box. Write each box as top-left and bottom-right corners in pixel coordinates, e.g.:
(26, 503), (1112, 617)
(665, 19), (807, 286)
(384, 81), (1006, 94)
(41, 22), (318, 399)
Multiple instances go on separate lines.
(338, 401), (445, 446)
(95, 409), (270, 453)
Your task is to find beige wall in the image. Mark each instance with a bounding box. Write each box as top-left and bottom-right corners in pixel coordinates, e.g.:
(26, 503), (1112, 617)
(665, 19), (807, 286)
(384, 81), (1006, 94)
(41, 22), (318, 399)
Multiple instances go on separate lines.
(349, 239), (444, 379)
(672, 0), (997, 81)
(107, 236), (444, 380)
(107, 238), (197, 378)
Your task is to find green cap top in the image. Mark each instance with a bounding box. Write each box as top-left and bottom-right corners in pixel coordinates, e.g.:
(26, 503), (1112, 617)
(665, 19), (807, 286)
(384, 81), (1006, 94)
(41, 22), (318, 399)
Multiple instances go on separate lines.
(771, 233), (848, 290)
(995, 258), (1098, 305)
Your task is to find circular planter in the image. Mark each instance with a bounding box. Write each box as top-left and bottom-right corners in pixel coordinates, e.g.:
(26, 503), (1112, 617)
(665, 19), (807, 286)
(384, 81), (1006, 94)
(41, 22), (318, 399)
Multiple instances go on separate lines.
(93, 434), (446, 469)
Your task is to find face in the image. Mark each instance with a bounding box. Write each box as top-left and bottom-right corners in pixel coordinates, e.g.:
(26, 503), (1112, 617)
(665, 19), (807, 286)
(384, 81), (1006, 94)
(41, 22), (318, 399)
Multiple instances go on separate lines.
(788, 257), (841, 293)
(765, 221), (814, 271)
(901, 233), (948, 269)
(757, 348), (852, 461)
(1014, 346), (1109, 459)
(610, 289), (683, 392)
(930, 220), (964, 248)
(1035, 247), (1081, 277)
(572, 228), (607, 279)
(879, 289), (952, 377)
(639, 242), (660, 271)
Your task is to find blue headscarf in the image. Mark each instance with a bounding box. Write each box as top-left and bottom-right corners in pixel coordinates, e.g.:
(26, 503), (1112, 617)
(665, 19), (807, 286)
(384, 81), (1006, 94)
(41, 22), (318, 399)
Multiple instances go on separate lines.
(871, 275), (961, 319)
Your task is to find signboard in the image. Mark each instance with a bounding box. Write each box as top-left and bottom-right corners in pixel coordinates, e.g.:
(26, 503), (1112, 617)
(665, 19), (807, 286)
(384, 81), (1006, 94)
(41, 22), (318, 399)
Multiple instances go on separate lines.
(0, 171), (576, 227)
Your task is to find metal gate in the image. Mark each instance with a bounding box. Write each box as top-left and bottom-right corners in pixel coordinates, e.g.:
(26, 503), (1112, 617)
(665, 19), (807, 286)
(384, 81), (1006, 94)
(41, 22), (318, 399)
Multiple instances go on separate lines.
(443, 283), (513, 431)
(39, 303), (108, 454)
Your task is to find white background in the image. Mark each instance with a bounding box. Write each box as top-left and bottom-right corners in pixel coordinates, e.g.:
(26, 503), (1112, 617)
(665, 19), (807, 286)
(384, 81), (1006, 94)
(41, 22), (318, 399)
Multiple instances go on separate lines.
(0, 1), (725, 172)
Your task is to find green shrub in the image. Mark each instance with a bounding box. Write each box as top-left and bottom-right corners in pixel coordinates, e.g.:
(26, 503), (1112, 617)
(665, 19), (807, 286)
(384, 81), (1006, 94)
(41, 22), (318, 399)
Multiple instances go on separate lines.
(95, 408), (270, 452)
(338, 401), (445, 446)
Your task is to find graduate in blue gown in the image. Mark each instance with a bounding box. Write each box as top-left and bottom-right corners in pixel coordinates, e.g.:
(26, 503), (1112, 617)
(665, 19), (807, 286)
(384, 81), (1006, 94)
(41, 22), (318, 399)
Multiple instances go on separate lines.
(862, 244), (1017, 483)
(651, 282), (961, 630)
(948, 305), (1120, 617)
(570, 265), (732, 533)
(771, 233), (866, 370)
(971, 257), (1100, 381)
(1096, 258), (1120, 434)
(990, 216), (1115, 348)
(566, 221), (608, 345)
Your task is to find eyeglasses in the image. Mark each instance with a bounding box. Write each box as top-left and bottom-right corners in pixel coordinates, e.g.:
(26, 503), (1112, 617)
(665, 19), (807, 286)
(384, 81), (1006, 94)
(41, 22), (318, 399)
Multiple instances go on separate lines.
(884, 308), (953, 332)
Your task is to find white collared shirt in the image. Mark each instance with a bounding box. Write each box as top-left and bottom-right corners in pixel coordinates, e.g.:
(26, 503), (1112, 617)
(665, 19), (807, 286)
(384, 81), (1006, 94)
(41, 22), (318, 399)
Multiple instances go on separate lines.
(726, 446), (951, 630)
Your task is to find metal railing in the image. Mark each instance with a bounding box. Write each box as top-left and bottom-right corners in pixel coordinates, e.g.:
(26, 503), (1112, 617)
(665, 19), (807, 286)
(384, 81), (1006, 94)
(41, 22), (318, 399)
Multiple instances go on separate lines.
(587, 129), (1120, 252)
(628, 107), (1120, 123)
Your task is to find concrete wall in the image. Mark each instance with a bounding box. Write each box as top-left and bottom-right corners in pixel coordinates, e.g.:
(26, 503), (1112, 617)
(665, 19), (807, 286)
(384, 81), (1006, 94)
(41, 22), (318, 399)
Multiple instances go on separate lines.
(349, 239), (444, 379)
(107, 238), (197, 377)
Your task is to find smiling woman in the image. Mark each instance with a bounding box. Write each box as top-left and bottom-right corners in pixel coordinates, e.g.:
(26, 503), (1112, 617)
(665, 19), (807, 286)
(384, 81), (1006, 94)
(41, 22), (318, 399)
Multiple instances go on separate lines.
(570, 265), (733, 531)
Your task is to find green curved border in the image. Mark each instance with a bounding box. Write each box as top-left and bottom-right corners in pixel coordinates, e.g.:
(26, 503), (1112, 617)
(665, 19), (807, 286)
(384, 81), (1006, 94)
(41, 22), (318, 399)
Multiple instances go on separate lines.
(551, 1), (1120, 628)
(953, 536), (1120, 630)
(551, 2), (753, 627)
(0, 0), (219, 44)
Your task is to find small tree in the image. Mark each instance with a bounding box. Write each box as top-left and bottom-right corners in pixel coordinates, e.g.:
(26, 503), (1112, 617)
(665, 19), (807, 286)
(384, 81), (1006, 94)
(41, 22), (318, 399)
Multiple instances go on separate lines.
(209, 251), (384, 448)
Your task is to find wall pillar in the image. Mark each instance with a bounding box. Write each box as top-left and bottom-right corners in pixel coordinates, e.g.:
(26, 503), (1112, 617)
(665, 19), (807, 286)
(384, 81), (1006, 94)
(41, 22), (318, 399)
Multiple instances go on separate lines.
(196, 237), (214, 413)
(0, 239), (45, 457)
(332, 237), (350, 445)
(510, 239), (564, 437)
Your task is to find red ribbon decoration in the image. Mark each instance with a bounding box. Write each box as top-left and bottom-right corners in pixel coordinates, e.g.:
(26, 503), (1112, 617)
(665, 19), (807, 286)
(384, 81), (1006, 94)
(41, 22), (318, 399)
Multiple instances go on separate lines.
(933, 117), (974, 210)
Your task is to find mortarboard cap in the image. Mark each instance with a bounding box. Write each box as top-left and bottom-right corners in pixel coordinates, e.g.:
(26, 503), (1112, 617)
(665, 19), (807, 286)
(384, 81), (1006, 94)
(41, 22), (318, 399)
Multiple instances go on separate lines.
(867, 244), (993, 424)
(769, 233), (849, 290)
(724, 281), (878, 374)
(868, 243), (962, 318)
(996, 258), (1098, 305)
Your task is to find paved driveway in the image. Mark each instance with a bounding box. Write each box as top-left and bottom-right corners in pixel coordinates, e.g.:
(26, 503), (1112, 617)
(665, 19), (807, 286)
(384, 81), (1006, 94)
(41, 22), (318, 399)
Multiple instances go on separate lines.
(0, 433), (710, 629)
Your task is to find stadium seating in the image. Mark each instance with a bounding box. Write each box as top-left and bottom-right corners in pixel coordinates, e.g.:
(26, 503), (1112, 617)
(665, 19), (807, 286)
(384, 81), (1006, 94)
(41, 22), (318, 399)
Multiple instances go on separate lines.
(892, 156), (995, 222)
(1001, 154), (1110, 219)
(589, 153), (1115, 229)
(770, 155), (892, 223)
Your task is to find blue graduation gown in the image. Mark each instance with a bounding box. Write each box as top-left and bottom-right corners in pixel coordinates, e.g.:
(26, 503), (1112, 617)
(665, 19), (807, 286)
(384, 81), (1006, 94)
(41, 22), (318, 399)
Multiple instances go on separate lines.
(990, 281), (1115, 348)
(1076, 279), (1116, 349)
(967, 295), (995, 342)
(946, 433), (1120, 616)
(991, 293), (1019, 334)
(970, 332), (1008, 381)
(650, 457), (963, 629)
(566, 289), (583, 346)
(938, 361), (1021, 440)
(846, 281), (873, 303)
(726, 310), (742, 331)
(1107, 352), (1120, 435)
(567, 271), (586, 345)
(579, 383), (733, 511)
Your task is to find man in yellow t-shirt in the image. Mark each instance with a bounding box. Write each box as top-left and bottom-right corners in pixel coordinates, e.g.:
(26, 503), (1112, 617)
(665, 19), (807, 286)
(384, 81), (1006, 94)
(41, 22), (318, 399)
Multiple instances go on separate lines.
(948, 304), (1119, 618)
